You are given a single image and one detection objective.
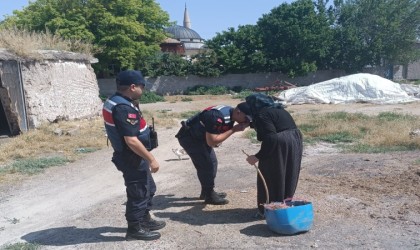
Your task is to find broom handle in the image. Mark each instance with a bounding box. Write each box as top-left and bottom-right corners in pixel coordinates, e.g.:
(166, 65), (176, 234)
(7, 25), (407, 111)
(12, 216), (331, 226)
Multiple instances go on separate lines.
(242, 150), (269, 204)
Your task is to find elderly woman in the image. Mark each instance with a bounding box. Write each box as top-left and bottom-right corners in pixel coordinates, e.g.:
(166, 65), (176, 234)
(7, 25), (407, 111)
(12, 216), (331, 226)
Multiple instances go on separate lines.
(243, 93), (303, 218)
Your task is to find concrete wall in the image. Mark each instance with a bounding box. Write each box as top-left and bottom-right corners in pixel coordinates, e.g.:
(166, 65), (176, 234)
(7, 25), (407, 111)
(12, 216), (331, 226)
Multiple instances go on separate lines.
(98, 69), (346, 97)
(407, 60), (420, 80)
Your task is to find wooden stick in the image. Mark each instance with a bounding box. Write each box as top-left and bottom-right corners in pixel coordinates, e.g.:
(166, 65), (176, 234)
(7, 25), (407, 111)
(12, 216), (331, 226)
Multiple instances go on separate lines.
(242, 150), (269, 204)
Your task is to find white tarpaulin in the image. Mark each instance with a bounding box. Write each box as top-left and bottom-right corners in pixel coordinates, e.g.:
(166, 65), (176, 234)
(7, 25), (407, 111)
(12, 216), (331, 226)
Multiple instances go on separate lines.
(278, 73), (419, 104)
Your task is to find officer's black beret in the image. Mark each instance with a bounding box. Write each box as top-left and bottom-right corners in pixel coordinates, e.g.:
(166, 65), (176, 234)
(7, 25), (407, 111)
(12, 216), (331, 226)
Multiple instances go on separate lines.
(116, 70), (147, 86)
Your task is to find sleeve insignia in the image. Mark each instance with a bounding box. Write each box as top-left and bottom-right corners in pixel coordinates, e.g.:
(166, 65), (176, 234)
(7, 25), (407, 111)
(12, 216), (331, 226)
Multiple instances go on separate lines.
(126, 118), (138, 125)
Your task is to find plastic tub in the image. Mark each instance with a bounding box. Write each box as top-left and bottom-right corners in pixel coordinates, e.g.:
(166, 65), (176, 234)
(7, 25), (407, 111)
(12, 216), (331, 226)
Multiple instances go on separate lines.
(264, 200), (314, 235)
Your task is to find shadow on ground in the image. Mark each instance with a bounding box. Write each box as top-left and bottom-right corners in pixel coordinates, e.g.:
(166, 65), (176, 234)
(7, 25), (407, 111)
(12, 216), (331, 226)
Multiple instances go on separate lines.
(21, 226), (126, 246)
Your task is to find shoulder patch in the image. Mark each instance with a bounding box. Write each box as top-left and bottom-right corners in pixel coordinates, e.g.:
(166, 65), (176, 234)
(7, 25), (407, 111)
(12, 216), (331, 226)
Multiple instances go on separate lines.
(128, 113), (137, 119)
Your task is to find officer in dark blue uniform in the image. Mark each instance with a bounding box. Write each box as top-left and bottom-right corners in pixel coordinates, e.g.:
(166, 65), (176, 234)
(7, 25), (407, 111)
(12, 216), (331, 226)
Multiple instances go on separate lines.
(102, 70), (165, 241)
(175, 103), (252, 205)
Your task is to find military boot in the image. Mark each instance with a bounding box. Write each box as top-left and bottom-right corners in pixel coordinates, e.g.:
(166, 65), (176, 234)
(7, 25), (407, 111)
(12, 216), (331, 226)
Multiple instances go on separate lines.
(204, 190), (229, 205)
(140, 212), (166, 231)
(199, 190), (227, 200)
(125, 223), (161, 241)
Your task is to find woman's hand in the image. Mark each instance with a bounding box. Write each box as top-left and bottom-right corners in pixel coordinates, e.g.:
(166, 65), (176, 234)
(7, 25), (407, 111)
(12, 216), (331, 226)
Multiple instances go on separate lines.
(232, 121), (250, 132)
(246, 155), (259, 165)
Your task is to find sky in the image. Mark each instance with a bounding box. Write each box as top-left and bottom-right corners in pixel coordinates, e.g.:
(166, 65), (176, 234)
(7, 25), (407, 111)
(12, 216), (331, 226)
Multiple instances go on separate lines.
(0, 0), (294, 40)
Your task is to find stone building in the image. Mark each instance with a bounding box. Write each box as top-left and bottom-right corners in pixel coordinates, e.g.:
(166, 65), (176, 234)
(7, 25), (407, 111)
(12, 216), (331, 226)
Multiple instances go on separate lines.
(161, 4), (207, 57)
(0, 49), (102, 136)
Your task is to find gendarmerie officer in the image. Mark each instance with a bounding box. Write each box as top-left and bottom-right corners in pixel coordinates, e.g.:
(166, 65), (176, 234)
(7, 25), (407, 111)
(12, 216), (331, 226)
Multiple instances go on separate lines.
(175, 103), (252, 205)
(102, 70), (165, 241)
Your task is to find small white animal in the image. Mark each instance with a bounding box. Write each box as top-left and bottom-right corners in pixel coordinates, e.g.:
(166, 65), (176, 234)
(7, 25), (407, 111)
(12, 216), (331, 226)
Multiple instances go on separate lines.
(172, 148), (187, 160)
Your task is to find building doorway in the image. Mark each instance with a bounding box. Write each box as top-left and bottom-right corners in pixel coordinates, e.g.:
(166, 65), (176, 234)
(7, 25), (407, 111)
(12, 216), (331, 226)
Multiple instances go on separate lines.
(0, 99), (11, 136)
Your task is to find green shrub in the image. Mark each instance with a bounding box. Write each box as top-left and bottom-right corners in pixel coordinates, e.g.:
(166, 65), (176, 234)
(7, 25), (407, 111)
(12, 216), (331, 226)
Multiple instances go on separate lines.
(231, 89), (255, 99)
(139, 91), (165, 104)
(184, 85), (229, 95)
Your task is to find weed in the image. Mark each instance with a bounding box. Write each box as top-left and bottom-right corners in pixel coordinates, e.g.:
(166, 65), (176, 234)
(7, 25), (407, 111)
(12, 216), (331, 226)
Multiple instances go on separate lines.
(0, 27), (96, 59)
(1, 157), (69, 175)
(181, 97), (193, 102)
(243, 130), (259, 144)
(2, 242), (40, 250)
(179, 110), (201, 119)
(319, 131), (355, 143)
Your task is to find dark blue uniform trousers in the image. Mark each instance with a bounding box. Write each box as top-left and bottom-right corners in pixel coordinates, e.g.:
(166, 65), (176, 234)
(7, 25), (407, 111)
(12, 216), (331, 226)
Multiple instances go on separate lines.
(112, 150), (156, 224)
(177, 132), (218, 192)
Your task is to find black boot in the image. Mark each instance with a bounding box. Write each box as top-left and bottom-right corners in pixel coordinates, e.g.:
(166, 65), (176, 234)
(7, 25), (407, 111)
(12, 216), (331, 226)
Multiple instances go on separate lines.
(199, 190), (227, 200)
(140, 212), (166, 231)
(125, 223), (161, 241)
(204, 190), (229, 205)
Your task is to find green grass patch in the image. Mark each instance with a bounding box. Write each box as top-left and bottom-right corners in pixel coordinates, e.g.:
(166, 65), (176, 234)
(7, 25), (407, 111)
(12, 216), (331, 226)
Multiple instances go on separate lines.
(231, 89), (256, 100)
(343, 144), (418, 153)
(179, 110), (201, 119)
(377, 112), (416, 122)
(325, 112), (370, 121)
(319, 131), (355, 143)
(299, 124), (318, 133)
(138, 91), (165, 104)
(181, 97), (193, 102)
(2, 242), (40, 250)
(1, 156), (69, 175)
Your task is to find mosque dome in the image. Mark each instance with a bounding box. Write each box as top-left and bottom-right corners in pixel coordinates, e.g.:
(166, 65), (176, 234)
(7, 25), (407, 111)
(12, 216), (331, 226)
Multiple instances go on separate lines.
(165, 25), (202, 40)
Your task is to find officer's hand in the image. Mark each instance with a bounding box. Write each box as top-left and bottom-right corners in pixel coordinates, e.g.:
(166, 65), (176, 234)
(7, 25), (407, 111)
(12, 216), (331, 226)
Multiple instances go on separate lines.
(246, 155), (259, 165)
(149, 159), (160, 173)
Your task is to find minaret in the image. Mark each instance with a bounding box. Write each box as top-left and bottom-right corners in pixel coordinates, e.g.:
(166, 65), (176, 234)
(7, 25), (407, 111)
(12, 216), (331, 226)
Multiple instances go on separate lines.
(183, 3), (191, 29)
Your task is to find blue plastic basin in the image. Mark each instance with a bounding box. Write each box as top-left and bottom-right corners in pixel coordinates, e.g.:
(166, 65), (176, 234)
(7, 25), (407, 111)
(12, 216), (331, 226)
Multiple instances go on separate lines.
(264, 201), (314, 235)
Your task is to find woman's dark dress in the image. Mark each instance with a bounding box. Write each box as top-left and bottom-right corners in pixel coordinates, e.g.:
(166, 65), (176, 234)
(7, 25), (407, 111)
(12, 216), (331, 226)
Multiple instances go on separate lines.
(253, 106), (303, 214)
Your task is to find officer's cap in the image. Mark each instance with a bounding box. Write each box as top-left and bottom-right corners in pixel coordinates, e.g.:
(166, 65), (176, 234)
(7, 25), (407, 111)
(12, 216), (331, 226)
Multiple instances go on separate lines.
(116, 70), (148, 86)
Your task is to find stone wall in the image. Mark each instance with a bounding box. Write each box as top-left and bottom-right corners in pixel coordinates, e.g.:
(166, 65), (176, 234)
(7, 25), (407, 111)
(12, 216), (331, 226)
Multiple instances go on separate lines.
(21, 60), (103, 128)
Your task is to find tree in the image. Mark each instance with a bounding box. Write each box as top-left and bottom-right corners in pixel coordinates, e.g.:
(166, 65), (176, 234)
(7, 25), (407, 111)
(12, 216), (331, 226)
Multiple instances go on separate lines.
(206, 25), (267, 74)
(142, 52), (191, 77)
(332, 0), (420, 72)
(1, 0), (170, 76)
(257, 0), (334, 77)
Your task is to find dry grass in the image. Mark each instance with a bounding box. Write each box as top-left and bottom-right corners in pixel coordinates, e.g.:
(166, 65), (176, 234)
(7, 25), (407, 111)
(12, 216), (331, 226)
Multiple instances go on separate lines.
(295, 111), (420, 151)
(0, 27), (96, 59)
(0, 118), (106, 166)
(1, 108), (419, 172)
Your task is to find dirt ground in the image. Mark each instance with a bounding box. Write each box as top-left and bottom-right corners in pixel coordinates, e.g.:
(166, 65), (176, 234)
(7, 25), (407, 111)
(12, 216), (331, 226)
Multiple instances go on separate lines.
(0, 96), (419, 249)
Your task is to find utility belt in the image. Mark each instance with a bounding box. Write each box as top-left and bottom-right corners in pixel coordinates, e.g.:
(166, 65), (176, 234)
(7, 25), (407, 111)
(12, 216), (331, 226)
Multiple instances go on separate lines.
(175, 121), (191, 139)
(175, 120), (206, 141)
